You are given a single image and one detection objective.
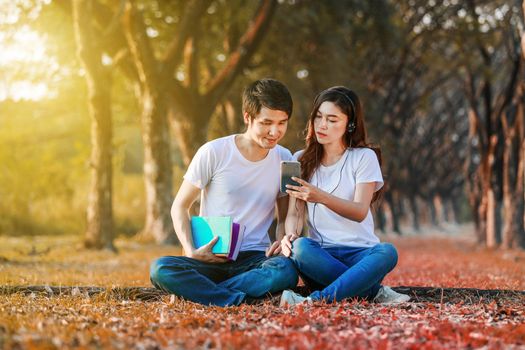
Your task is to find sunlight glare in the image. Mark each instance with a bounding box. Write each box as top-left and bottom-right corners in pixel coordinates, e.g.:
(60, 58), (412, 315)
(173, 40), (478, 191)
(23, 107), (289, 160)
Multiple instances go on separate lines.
(0, 25), (47, 65)
(0, 24), (55, 101)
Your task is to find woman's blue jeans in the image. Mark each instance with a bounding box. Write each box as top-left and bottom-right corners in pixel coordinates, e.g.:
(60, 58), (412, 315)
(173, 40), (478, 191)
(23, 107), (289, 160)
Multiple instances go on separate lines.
(290, 237), (398, 302)
(150, 251), (298, 306)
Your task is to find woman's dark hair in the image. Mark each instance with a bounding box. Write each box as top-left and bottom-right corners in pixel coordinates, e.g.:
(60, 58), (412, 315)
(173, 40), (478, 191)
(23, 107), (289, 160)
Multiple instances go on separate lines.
(299, 86), (383, 204)
(242, 78), (293, 119)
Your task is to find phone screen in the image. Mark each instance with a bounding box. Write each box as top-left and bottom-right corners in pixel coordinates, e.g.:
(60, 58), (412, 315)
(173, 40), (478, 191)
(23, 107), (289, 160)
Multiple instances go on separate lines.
(280, 161), (301, 193)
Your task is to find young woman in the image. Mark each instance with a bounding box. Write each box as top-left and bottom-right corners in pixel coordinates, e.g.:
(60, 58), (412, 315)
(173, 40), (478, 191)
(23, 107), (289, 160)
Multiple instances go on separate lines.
(280, 86), (410, 306)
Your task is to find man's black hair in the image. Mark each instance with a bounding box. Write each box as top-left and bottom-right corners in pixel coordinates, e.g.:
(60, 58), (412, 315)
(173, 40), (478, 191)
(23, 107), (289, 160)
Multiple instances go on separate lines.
(242, 78), (293, 119)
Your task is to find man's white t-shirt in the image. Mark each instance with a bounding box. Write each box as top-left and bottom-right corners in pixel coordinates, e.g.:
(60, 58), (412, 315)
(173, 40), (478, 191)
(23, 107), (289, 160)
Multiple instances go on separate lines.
(293, 148), (384, 248)
(184, 135), (292, 251)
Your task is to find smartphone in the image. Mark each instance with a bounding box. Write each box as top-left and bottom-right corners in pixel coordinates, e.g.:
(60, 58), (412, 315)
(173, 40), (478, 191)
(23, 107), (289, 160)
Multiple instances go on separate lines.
(280, 161), (301, 193)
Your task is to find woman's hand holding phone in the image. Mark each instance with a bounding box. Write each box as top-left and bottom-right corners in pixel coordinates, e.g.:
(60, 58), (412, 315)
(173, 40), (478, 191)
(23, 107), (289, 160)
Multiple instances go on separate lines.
(286, 177), (327, 204)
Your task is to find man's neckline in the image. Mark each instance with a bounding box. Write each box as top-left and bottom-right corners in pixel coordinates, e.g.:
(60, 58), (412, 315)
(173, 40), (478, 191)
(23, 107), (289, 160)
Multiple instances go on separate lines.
(233, 134), (272, 163)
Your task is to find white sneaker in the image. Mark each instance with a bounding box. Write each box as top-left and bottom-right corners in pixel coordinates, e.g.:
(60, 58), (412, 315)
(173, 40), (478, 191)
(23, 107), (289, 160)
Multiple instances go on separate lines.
(373, 286), (410, 304)
(279, 290), (312, 307)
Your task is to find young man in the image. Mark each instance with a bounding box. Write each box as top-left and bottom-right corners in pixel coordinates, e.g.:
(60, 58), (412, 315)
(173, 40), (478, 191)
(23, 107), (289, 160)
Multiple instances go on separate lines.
(150, 79), (298, 306)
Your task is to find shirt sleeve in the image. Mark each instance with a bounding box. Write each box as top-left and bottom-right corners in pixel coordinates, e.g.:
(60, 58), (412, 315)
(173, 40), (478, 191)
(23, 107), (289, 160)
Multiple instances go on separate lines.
(279, 146), (293, 161)
(355, 149), (384, 192)
(292, 150), (304, 162)
(183, 142), (215, 189)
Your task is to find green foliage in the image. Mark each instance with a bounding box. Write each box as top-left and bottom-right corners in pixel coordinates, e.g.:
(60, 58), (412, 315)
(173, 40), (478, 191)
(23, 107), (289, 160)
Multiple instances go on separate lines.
(2, 0), (520, 237)
(0, 84), (89, 233)
(0, 53), (147, 236)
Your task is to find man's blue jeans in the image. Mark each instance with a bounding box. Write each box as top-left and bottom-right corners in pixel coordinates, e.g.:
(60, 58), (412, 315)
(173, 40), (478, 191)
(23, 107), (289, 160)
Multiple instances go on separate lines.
(290, 237), (398, 302)
(150, 251), (298, 306)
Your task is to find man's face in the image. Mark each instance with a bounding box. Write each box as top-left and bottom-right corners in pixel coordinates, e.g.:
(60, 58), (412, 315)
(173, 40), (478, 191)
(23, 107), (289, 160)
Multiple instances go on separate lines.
(245, 107), (289, 149)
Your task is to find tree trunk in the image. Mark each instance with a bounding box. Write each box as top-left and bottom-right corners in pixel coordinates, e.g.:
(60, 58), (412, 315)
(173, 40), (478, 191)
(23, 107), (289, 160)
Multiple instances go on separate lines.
(496, 200), (503, 245)
(466, 176), (483, 242)
(520, 2), (525, 248)
(139, 92), (177, 244)
(441, 199), (448, 223)
(465, 108), (484, 242)
(73, 0), (115, 251)
(169, 108), (210, 167)
(519, 103), (525, 248)
(375, 204), (386, 233)
(451, 198), (461, 224)
(385, 191), (402, 235)
(223, 98), (243, 134)
(486, 188), (497, 248)
(479, 135), (498, 248)
(428, 196), (438, 227)
(520, 135), (525, 248)
(502, 131), (518, 249)
(122, 4), (177, 244)
(85, 72), (114, 250)
(516, 197), (525, 249)
(208, 98), (244, 141)
(408, 195), (420, 232)
(502, 79), (525, 249)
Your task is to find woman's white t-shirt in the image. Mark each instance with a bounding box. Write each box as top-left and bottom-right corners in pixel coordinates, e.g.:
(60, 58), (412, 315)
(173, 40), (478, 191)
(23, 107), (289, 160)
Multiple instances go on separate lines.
(184, 135), (292, 251)
(293, 148), (384, 248)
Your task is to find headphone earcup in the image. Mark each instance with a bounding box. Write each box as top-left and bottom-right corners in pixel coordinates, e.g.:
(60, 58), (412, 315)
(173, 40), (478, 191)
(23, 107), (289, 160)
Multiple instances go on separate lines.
(347, 121), (356, 133)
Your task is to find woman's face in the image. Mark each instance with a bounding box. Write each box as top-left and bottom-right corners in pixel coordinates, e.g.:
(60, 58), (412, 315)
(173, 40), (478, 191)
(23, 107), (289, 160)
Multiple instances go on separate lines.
(313, 101), (348, 146)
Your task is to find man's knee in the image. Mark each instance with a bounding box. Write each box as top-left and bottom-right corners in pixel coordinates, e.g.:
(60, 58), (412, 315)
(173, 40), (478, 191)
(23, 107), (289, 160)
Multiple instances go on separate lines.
(150, 257), (165, 284)
(291, 237), (317, 261)
(150, 256), (177, 285)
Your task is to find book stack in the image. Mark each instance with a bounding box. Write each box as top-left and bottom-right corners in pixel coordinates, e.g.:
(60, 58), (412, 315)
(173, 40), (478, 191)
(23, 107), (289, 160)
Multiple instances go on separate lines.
(190, 216), (246, 261)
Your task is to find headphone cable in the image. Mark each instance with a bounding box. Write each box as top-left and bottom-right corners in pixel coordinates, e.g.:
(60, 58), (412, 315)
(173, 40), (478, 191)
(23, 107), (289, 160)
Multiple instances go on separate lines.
(311, 149), (350, 248)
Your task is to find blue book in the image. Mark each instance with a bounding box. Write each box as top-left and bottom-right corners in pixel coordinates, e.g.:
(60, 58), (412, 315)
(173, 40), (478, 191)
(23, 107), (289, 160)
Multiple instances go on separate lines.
(190, 216), (233, 254)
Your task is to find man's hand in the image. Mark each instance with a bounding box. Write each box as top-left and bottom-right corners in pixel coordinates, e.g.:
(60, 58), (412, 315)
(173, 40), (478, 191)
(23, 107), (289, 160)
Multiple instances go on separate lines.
(187, 236), (229, 263)
(265, 240), (282, 257)
(281, 233), (299, 257)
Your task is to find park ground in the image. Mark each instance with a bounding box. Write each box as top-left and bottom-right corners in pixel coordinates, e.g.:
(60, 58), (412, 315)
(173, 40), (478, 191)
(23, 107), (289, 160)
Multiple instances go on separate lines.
(0, 224), (524, 349)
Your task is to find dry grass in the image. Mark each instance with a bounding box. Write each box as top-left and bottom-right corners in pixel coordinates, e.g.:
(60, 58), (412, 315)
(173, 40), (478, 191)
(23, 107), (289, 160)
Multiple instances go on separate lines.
(0, 236), (178, 287)
(0, 226), (524, 349)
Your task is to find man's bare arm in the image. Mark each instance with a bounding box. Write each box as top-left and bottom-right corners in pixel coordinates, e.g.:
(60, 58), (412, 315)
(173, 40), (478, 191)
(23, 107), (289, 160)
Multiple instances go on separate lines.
(171, 180), (227, 263)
